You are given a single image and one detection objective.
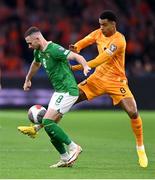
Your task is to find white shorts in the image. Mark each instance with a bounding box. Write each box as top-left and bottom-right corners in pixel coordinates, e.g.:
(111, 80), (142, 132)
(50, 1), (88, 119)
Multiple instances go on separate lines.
(48, 92), (78, 114)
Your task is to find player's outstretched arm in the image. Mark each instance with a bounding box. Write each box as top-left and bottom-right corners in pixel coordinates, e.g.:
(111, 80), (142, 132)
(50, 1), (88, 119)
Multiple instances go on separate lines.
(71, 51), (110, 71)
(23, 61), (41, 91)
(69, 30), (97, 53)
(67, 51), (91, 76)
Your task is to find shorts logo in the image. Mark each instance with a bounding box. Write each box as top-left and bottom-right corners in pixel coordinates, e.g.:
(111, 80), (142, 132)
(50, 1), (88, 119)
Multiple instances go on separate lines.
(109, 44), (117, 52)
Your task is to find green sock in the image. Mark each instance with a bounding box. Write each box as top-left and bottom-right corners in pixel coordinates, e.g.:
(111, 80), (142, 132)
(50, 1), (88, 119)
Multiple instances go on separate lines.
(50, 139), (66, 154)
(43, 119), (71, 145)
(44, 123), (66, 154)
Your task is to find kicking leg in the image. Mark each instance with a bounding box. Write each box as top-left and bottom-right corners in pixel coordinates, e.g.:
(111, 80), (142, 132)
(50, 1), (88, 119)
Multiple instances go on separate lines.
(18, 88), (87, 137)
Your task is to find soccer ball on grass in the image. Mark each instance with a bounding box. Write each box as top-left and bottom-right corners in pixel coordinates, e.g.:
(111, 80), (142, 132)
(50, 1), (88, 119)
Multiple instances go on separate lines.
(28, 105), (46, 124)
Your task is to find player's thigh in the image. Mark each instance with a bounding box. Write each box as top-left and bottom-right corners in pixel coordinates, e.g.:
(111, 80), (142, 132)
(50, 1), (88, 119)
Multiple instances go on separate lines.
(109, 83), (134, 105)
(78, 75), (106, 100)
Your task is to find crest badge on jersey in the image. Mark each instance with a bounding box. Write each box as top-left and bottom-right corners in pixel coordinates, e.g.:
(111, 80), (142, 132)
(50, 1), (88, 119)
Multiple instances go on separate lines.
(45, 53), (50, 58)
(109, 44), (117, 52)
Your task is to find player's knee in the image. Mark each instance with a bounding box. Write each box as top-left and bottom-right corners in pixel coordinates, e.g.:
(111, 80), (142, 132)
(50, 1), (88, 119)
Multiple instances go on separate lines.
(53, 113), (63, 123)
(128, 110), (138, 119)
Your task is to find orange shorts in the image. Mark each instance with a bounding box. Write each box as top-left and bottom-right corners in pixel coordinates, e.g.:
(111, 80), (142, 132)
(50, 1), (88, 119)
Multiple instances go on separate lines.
(78, 74), (134, 105)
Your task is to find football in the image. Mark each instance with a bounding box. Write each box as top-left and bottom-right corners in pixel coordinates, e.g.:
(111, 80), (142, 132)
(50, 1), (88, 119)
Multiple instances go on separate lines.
(28, 105), (46, 124)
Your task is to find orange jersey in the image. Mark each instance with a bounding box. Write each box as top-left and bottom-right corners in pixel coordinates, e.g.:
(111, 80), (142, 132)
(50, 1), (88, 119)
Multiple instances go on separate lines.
(74, 29), (127, 82)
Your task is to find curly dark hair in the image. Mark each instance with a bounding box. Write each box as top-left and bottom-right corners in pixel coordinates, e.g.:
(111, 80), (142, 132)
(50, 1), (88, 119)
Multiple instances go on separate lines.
(99, 10), (117, 22)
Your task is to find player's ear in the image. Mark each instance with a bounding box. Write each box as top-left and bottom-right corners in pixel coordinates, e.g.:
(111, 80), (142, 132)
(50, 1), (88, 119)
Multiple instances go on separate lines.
(112, 21), (116, 26)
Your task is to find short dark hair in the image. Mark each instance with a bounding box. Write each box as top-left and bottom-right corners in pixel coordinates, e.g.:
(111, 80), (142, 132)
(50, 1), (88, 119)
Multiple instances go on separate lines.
(99, 10), (117, 22)
(24, 26), (41, 38)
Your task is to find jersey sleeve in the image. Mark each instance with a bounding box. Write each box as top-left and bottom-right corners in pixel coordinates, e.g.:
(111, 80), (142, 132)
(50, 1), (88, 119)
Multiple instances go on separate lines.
(33, 50), (41, 62)
(74, 29), (99, 53)
(105, 35), (126, 57)
(71, 51), (110, 71)
(53, 45), (71, 61)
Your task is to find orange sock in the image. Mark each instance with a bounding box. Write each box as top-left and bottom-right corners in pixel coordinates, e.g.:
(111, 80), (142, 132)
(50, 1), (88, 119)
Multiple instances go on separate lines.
(131, 116), (143, 147)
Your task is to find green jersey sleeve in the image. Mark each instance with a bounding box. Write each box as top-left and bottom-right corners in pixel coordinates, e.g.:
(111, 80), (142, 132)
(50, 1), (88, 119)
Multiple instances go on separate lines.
(33, 50), (41, 62)
(52, 43), (71, 61)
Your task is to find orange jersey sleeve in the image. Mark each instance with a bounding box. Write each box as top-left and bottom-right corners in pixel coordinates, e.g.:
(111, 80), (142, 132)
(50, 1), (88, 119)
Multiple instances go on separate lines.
(74, 29), (100, 53)
(71, 51), (110, 70)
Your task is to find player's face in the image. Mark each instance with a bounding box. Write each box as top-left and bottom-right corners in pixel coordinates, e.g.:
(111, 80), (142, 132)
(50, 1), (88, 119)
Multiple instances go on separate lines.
(99, 18), (115, 37)
(25, 35), (40, 50)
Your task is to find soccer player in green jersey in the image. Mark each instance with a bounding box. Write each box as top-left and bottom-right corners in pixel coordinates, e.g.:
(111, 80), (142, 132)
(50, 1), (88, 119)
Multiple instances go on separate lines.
(18, 26), (91, 168)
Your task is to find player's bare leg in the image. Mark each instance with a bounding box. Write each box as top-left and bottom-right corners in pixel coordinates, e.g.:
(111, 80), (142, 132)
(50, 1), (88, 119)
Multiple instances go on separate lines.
(119, 97), (148, 168)
(75, 86), (88, 104)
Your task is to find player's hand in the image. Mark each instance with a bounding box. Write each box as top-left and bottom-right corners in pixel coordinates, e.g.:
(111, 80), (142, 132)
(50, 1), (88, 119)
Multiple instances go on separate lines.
(69, 44), (78, 53)
(23, 80), (31, 91)
(83, 65), (91, 76)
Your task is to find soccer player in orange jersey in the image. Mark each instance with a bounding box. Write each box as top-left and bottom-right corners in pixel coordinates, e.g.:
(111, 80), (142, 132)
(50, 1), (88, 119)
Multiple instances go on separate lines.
(70, 10), (148, 168)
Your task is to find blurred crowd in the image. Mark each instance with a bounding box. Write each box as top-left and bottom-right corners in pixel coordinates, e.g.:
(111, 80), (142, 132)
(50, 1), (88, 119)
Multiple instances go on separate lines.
(0, 0), (155, 78)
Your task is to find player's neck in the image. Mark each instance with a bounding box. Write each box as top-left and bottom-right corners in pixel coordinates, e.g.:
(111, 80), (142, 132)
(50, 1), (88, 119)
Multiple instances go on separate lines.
(40, 39), (51, 51)
(106, 29), (116, 37)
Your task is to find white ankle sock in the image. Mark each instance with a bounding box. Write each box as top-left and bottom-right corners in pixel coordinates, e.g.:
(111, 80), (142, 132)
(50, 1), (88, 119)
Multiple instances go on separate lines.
(34, 124), (42, 131)
(68, 141), (77, 150)
(136, 145), (145, 150)
(60, 152), (70, 161)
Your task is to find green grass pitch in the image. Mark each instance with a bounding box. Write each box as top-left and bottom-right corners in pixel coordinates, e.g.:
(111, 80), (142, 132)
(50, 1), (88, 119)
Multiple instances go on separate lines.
(0, 110), (154, 179)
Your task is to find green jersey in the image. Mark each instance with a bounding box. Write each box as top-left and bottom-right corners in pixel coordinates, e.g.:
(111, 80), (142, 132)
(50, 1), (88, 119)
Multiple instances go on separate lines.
(34, 42), (79, 96)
